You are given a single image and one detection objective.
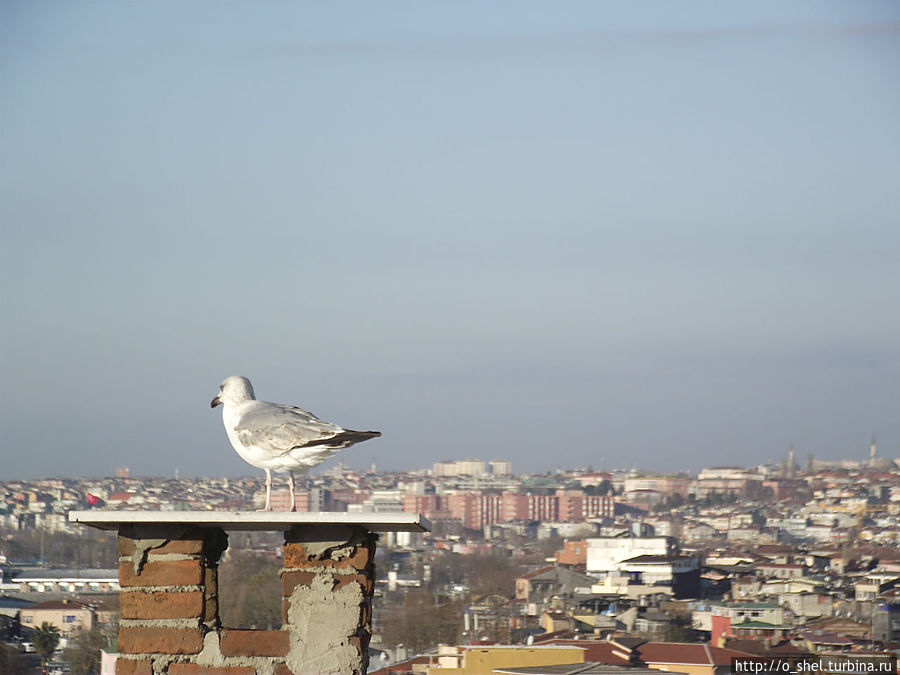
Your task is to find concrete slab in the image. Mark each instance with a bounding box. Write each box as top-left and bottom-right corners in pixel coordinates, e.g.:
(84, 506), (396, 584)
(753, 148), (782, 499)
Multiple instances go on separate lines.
(68, 510), (431, 532)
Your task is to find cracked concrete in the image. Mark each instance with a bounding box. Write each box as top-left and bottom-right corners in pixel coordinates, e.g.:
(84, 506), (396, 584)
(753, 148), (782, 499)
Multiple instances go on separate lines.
(121, 524), (191, 574)
(285, 573), (366, 675)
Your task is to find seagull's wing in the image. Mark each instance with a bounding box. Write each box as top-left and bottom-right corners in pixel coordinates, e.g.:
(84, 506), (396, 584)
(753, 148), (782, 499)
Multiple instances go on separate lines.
(234, 402), (347, 458)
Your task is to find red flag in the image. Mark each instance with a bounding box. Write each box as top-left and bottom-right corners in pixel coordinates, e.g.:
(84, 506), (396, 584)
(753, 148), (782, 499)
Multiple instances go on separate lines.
(86, 493), (101, 506)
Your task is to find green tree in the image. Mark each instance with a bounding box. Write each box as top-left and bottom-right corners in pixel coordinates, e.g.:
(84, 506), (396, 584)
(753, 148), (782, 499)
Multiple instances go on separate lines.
(584, 480), (612, 496)
(705, 491), (725, 507)
(33, 622), (61, 671)
(64, 625), (111, 675)
(667, 493), (685, 509)
(665, 623), (695, 642)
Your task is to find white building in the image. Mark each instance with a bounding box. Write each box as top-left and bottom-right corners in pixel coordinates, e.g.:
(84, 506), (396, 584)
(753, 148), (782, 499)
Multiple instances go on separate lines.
(432, 459), (488, 476)
(697, 467), (761, 481)
(348, 490), (404, 513)
(586, 536), (676, 577)
(13, 568), (119, 594)
(489, 460), (512, 475)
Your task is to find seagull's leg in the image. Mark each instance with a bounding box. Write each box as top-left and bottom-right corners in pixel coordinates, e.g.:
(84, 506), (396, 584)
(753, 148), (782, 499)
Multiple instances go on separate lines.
(289, 471), (296, 512)
(263, 469), (273, 511)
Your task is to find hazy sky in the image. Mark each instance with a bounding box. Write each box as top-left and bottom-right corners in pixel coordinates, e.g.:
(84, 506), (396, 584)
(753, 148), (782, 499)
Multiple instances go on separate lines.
(2, 1), (898, 480)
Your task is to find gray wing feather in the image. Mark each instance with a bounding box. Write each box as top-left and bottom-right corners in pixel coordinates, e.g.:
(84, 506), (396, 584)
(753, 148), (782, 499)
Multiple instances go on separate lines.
(235, 403), (344, 457)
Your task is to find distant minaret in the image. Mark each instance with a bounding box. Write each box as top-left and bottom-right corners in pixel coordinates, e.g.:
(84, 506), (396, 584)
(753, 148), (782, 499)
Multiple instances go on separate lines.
(870, 437), (877, 467)
(788, 446), (797, 478)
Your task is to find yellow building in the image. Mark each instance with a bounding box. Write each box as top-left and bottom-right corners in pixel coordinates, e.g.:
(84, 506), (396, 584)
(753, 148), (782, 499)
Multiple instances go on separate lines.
(20, 599), (95, 637)
(426, 644), (585, 675)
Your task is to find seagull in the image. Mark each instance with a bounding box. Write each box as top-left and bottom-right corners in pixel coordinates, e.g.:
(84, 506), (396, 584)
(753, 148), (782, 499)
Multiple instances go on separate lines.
(211, 376), (381, 511)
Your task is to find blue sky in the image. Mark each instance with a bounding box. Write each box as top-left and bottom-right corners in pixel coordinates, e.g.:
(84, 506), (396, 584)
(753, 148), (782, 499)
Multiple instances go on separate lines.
(1, 1), (898, 480)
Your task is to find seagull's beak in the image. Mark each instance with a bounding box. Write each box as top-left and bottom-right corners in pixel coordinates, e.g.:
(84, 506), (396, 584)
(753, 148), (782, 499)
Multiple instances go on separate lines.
(211, 395), (222, 408)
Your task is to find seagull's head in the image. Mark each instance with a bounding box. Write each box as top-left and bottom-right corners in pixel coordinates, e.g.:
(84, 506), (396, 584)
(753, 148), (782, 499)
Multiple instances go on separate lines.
(211, 375), (256, 408)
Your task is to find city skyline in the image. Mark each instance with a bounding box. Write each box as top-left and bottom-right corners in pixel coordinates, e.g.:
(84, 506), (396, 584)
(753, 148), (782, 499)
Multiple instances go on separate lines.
(2, 2), (898, 480)
(0, 442), (890, 483)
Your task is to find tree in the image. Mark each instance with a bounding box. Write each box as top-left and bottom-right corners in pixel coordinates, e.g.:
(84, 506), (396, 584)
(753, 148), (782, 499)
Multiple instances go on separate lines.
(0, 526), (118, 568)
(33, 622), (61, 671)
(667, 493), (685, 509)
(379, 589), (464, 653)
(64, 625), (111, 675)
(665, 623), (695, 642)
(218, 551), (281, 628)
(440, 552), (524, 597)
(584, 480), (612, 496)
(0, 643), (27, 675)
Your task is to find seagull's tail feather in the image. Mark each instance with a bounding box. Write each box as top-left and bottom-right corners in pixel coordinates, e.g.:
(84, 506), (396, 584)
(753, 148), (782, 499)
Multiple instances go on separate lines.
(305, 429), (381, 449)
(338, 429), (382, 444)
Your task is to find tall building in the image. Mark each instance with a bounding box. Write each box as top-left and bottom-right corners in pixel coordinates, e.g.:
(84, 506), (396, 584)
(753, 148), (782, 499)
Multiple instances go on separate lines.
(433, 459), (486, 476)
(489, 459), (512, 475)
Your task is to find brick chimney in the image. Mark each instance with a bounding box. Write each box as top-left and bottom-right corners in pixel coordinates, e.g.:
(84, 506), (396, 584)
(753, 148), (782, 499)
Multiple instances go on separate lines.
(70, 511), (429, 675)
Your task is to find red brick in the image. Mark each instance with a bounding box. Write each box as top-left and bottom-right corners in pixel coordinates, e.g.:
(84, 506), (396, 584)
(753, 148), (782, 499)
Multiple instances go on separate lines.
(119, 559), (203, 587)
(168, 665), (254, 675)
(283, 541), (373, 570)
(349, 634), (367, 655)
(220, 629), (290, 657)
(116, 659), (153, 675)
(121, 590), (204, 619)
(280, 570), (316, 596)
(274, 665), (293, 675)
(118, 537), (205, 557)
(118, 626), (204, 654)
(333, 572), (374, 595)
(282, 542), (311, 567)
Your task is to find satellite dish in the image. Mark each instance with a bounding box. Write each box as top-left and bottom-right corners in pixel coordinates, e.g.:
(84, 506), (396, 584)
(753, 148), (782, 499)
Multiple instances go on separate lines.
(527, 635), (534, 645)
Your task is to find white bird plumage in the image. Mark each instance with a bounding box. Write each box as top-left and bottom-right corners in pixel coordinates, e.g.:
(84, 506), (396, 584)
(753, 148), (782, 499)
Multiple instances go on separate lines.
(211, 375), (380, 511)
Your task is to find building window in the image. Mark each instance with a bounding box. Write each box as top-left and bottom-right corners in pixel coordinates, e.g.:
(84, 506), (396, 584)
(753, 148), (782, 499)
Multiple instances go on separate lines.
(64, 615), (76, 623)
(23, 616), (33, 624)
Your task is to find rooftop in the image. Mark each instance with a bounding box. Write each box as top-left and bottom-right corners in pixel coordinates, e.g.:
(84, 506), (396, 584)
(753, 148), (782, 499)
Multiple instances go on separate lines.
(620, 554), (696, 564)
(495, 666), (661, 675)
(10, 568), (118, 581)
